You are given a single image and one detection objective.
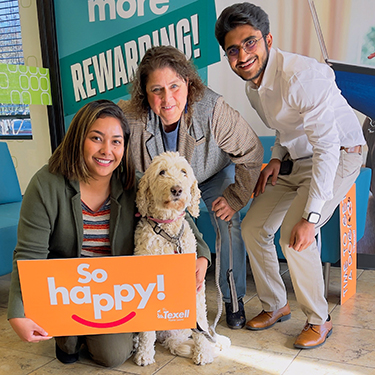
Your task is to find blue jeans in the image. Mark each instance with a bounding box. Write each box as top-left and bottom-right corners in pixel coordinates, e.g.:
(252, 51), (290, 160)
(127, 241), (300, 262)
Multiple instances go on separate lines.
(199, 163), (247, 303)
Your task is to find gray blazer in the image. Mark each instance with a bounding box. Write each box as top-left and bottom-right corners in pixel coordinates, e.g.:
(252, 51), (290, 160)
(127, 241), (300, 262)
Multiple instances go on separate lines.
(119, 88), (263, 211)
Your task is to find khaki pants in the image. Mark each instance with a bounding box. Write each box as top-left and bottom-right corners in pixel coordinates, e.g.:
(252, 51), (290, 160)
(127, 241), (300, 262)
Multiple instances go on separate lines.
(241, 150), (362, 325)
(55, 332), (134, 367)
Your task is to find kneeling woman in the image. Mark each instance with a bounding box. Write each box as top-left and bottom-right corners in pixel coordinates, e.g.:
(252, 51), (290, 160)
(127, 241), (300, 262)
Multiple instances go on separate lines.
(7, 100), (210, 367)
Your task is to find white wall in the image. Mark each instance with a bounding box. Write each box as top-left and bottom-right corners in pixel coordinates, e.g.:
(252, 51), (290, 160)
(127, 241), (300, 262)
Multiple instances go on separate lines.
(6, 0), (51, 193)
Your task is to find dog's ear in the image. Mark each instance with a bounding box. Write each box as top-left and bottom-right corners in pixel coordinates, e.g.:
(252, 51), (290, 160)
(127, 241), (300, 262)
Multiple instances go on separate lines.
(187, 179), (201, 218)
(136, 174), (151, 217)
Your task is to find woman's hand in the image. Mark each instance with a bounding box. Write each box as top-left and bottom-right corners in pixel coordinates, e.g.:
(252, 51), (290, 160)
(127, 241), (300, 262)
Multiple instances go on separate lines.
(9, 318), (52, 343)
(368, 52), (375, 59)
(196, 257), (208, 293)
(254, 159), (281, 197)
(212, 196), (236, 221)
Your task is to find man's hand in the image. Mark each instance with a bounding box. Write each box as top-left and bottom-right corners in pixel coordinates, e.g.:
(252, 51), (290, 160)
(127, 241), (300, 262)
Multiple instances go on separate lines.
(9, 318), (52, 343)
(212, 196), (236, 221)
(196, 257), (208, 293)
(254, 159), (281, 197)
(289, 219), (316, 252)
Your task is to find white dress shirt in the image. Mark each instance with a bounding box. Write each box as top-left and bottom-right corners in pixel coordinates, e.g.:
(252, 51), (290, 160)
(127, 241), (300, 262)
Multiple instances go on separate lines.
(246, 48), (366, 215)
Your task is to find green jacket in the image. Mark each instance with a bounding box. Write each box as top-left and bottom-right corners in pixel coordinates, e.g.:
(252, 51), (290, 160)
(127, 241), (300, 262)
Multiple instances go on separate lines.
(8, 165), (210, 319)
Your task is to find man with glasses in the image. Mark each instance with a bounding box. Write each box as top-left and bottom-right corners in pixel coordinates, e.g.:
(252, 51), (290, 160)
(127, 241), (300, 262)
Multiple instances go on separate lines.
(215, 3), (365, 349)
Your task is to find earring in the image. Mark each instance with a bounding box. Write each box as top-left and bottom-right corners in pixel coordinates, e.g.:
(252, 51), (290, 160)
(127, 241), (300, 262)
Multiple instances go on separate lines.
(184, 102), (188, 114)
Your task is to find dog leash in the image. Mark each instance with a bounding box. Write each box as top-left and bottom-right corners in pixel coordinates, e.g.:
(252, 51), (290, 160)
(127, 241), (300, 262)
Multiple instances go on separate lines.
(191, 216), (224, 344)
(192, 217), (238, 344)
(226, 220), (239, 313)
(146, 214), (236, 344)
(207, 215), (224, 340)
(146, 218), (185, 254)
(192, 322), (216, 343)
(146, 215), (218, 342)
(209, 217), (238, 337)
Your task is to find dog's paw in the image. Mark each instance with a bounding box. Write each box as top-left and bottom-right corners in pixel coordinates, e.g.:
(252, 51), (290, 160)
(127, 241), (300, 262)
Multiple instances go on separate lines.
(214, 334), (231, 351)
(133, 352), (156, 366)
(216, 335), (232, 350)
(192, 349), (214, 365)
(191, 331), (214, 365)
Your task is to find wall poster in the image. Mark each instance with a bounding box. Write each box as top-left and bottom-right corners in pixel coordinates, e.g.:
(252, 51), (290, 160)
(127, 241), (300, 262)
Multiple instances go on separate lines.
(52, 0), (221, 131)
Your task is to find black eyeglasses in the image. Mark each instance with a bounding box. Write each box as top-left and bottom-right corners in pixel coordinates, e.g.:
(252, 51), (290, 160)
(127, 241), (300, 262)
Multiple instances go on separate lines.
(225, 36), (265, 62)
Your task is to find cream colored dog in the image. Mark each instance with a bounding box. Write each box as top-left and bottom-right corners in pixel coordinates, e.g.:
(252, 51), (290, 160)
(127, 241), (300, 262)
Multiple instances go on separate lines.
(133, 151), (230, 366)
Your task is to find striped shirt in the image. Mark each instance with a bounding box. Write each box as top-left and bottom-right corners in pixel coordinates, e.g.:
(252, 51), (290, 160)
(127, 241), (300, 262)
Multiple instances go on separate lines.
(81, 197), (111, 257)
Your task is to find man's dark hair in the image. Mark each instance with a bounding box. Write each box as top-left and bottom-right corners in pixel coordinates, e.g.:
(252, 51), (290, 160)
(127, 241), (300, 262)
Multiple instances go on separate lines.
(215, 2), (270, 50)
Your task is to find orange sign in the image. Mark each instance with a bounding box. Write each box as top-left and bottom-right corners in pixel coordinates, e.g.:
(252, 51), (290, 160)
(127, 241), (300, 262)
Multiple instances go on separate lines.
(17, 254), (196, 336)
(340, 183), (357, 304)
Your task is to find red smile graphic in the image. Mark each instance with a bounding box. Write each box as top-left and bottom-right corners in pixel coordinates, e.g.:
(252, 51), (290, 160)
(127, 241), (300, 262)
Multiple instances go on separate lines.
(72, 311), (136, 328)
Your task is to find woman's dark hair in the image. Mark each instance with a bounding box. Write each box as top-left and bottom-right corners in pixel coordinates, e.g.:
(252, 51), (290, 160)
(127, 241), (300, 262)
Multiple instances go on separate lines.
(49, 99), (135, 190)
(130, 45), (205, 122)
(215, 2), (270, 50)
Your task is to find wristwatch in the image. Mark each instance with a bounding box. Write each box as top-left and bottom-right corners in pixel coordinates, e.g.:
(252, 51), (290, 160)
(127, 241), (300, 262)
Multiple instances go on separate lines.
(302, 211), (321, 224)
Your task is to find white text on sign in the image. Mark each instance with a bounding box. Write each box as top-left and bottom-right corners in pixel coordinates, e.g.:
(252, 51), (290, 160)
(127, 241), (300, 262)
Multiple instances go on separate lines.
(47, 264), (166, 319)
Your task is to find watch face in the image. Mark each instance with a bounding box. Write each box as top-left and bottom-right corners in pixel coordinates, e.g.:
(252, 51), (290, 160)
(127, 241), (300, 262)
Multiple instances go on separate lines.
(309, 212), (321, 224)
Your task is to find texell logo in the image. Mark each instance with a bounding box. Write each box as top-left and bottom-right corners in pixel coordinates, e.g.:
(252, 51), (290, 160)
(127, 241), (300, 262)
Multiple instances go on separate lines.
(157, 308), (190, 321)
(47, 264), (166, 328)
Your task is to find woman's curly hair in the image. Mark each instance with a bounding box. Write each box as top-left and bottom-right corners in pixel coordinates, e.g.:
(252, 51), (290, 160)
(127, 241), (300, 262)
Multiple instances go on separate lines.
(130, 45), (205, 123)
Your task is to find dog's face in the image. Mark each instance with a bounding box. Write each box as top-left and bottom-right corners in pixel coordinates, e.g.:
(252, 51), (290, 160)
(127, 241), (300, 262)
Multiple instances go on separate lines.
(137, 152), (201, 219)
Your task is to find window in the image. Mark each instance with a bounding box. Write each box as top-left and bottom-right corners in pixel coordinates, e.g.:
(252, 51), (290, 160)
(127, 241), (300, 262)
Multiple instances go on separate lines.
(0, 0), (32, 139)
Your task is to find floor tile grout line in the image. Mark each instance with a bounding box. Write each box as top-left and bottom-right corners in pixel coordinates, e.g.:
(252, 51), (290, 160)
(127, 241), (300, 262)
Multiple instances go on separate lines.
(24, 358), (55, 375)
(151, 356), (178, 375)
(281, 349), (301, 375)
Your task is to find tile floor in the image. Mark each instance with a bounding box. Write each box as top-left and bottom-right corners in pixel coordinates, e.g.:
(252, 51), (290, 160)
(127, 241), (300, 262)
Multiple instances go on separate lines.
(1, 257), (375, 375)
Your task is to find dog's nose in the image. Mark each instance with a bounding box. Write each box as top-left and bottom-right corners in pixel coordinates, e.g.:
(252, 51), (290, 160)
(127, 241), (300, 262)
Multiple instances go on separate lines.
(171, 185), (183, 197)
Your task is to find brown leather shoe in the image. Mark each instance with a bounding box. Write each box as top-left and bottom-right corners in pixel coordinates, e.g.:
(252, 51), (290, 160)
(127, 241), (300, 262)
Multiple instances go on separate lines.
(245, 302), (291, 330)
(294, 315), (333, 349)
